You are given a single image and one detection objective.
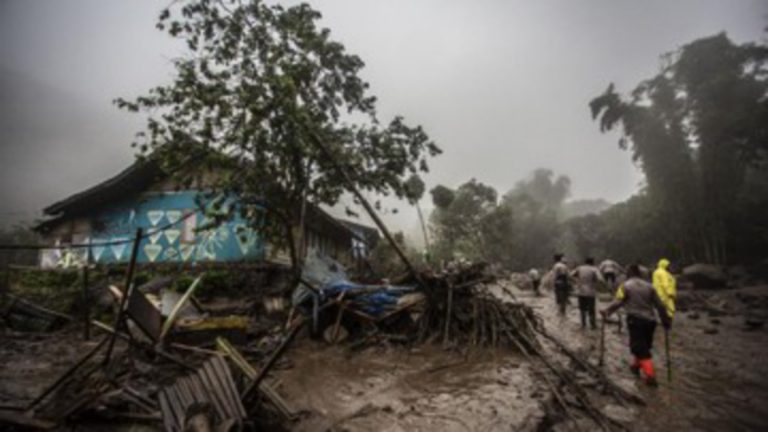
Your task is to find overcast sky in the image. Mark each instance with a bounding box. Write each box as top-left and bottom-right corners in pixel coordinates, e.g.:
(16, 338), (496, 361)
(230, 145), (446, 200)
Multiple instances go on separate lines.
(1, 0), (766, 235)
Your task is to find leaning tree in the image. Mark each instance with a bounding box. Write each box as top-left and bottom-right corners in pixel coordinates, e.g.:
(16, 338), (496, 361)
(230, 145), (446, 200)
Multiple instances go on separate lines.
(116, 0), (441, 272)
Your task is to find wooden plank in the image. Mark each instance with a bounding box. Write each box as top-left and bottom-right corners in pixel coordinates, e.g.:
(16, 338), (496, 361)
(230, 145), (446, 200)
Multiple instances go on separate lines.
(197, 363), (227, 422)
(202, 360), (234, 420)
(157, 389), (176, 432)
(211, 356), (246, 419)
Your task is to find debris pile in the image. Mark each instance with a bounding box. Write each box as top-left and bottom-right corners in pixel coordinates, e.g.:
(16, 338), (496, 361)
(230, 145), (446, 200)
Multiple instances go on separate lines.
(413, 264), (539, 348)
(1, 248), (647, 431)
(0, 264), (299, 431)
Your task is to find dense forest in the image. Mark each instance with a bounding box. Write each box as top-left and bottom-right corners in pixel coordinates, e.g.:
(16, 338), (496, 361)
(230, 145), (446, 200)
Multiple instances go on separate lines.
(424, 32), (768, 270)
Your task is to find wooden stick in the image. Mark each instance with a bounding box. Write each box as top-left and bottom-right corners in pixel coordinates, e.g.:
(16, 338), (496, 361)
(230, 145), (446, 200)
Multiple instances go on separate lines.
(664, 328), (672, 383)
(241, 318), (305, 402)
(104, 228), (142, 366)
(599, 315), (606, 367)
(26, 336), (108, 410)
(82, 249), (91, 341)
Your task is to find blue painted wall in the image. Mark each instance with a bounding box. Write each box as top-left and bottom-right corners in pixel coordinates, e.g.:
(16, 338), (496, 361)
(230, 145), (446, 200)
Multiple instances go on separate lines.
(88, 191), (265, 264)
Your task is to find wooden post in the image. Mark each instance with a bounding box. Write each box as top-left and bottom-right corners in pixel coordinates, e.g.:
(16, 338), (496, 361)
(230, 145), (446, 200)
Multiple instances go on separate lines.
(241, 319), (305, 402)
(103, 228), (142, 366)
(599, 315), (606, 367)
(443, 281), (453, 346)
(26, 336), (108, 411)
(82, 247), (91, 341)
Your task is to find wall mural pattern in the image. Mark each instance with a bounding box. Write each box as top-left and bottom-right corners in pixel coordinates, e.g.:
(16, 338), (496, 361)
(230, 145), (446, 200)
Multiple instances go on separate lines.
(83, 191), (265, 265)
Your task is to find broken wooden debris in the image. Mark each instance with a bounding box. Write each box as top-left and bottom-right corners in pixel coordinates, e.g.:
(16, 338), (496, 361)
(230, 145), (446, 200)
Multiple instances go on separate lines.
(109, 284), (163, 342)
(242, 318), (305, 403)
(158, 355), (246, 432)
(161, 275), (203, 340)
(103, 227), (143, 367)
(216, 337), (298, 421)
(1, 294), (72, 332)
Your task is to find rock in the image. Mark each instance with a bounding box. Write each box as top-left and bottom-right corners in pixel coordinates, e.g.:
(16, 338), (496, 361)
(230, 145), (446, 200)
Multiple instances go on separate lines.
(688, 312), (700, 320)
(710, 318), (721, 325)
(683, 264), (728, 290)
(703, 327), (719, 335)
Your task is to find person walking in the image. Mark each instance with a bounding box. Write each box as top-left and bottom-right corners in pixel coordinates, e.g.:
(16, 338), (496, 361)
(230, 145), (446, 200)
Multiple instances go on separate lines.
(528, 268), (541, 296)
(601, 264), (671, 386)
(653, 258), (677, 322)
(599, 258), (622, 293)
(571, 257), (604, 329)
(552, 254), (570, 315)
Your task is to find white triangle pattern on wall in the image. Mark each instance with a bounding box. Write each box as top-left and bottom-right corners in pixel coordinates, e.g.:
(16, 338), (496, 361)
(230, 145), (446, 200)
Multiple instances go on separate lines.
(166, 210), (182, 225)
(180, 244), (195, 262)
(147, 210), (165, 227)
(111, 238), (128, 260)
(164, 229), (181, 245)
(149, 231), (163, 244)
(144, 244), (163, 262)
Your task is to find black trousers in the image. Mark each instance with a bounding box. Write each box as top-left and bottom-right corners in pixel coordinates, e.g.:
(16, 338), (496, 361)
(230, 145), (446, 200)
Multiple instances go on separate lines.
(554, 284), (569, 315)
(578, 296), (596, 328)
(627, 315), (657, 359)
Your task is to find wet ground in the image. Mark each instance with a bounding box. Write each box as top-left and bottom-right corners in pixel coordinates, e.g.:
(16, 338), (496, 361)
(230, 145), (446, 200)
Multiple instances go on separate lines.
(278, 343), (546, 431)
(0, 330), (105, 406)
(1, 282), (767, 431)
(278, 282), (768, 431)
(518, 286), (768, 432)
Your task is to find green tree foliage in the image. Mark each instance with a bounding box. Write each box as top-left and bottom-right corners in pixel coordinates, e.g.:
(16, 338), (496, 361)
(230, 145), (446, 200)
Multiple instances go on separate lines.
(429, 179), (499, 262)
(429, 170), (571, 269)
(116, 0), (440, 268)
(589, 33), (768, 264)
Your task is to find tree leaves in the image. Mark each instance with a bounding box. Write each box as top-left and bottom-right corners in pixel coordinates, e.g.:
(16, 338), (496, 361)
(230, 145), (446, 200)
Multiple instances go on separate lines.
(116, 0), (441, 249)
(589, 32), (768, 264)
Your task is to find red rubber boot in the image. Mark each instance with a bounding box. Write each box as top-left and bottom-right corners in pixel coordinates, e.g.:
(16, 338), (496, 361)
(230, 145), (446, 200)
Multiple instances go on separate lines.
(639, 359), (658, 387)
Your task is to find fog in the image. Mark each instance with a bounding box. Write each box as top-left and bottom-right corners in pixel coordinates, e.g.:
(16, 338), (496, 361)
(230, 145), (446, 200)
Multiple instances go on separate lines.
(1, 0), (765, 235)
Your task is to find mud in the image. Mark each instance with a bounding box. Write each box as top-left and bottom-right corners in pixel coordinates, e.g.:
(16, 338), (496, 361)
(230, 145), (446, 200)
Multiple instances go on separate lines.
(522, 285), (768, 432)
(278, 343), (547, 431)
(1, 283), (767, 431)
(0, 329), (104, 406)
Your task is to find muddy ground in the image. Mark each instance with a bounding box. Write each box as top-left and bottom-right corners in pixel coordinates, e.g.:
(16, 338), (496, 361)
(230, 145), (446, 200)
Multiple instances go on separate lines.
(277, 282), (768, 431)
(1, 282), (767, 431)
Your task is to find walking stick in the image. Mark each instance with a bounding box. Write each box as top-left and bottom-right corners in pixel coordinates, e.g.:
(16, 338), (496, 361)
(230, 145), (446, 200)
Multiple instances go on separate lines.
(599, 314), (606, 367)
(664, 327), (672, 382)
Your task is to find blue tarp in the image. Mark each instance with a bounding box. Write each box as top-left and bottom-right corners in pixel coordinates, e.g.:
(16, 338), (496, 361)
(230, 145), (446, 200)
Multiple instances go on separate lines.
(294, 250), (415, 318)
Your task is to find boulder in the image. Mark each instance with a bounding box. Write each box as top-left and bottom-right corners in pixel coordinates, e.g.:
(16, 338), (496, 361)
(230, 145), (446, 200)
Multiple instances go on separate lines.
(682, 264), (728, 290)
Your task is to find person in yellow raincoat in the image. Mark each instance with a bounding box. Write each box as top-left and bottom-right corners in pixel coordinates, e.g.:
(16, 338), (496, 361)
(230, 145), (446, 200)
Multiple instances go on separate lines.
(652, 259), (676, 320)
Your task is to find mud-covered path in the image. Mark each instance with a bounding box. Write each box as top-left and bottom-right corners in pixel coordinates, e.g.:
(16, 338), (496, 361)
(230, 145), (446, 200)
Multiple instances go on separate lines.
(280, 282), (768, 431)
(517, 284), (768, 432)
(278, 341), (548, 431)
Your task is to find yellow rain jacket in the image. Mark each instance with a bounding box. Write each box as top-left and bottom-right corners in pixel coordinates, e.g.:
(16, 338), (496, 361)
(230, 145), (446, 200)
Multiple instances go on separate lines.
(652, 259), (676, 318)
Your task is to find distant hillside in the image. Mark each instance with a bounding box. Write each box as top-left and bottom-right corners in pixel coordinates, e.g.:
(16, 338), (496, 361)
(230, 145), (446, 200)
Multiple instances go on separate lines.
(562, 198), (611, 220)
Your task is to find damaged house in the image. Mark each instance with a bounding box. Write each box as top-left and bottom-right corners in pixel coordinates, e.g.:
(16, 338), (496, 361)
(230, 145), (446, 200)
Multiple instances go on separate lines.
(34, 159), (379, 269)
